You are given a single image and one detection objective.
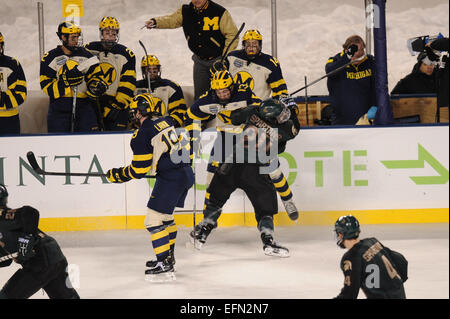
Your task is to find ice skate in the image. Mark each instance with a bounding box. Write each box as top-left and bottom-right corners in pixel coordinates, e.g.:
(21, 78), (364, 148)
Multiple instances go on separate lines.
(189, 223), (215, 250)
(282, 198), (299, 222)
(146, 250), (175, 270)
(261, 234), (290, 258)
(145, 257), (176, 282)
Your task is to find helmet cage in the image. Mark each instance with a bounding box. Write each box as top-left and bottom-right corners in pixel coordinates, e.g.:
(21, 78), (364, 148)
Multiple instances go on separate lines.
(99, 17), (120, 48)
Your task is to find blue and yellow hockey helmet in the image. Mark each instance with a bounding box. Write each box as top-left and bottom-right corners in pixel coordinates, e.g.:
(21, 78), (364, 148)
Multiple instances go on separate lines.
(57, 21), (82, 40)
(211, 70), (234, 90)
(130, 93), (165, 118)
(99, 16), (120, 31)
(99, 17), (120, 47)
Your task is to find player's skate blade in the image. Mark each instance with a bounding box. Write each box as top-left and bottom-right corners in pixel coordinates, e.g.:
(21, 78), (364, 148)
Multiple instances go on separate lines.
(263, 244), (290, 258)
(145, 258), (176, 282)
(145, 272), (176, 282)
(188, 233), (205, 250)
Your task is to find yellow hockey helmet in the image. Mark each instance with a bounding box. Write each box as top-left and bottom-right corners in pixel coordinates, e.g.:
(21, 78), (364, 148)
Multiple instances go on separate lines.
(211, 70), (234, 90)
(57, 21), (82, 39)
(242, 29), (263, 42)
(99, 16), (120, 30)
(130, 93), (166, 117)
(0, 32), (4, 44)
(141, 55), (161, 68)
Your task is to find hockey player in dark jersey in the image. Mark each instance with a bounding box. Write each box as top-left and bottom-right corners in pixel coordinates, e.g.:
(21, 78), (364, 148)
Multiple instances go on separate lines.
(0, 184), (79, 299)
(106, 93), (193, 281)
(0, 31), (27, 135)
(136, 54), (187, 127)
(209, 29), (300, 221)
(85, 17), (137, 131)
(40, 22), (109, 133)
(185, 70), (290, 257)
(334, 215), (407, 299)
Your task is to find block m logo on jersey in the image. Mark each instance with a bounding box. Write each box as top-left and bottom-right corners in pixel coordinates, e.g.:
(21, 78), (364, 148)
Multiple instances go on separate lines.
(98, 62), (116, 86)
(203, 17), (219, 31)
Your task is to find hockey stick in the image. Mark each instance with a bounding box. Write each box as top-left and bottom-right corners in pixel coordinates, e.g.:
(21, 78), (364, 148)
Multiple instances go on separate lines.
(70, 86), (78, 132)
(219, 22), (245, 65)
(291, 60), (353, 96)
(138, 40), (152, 92)
(0, 252), (18, 263)
(26, 151), (155, 179)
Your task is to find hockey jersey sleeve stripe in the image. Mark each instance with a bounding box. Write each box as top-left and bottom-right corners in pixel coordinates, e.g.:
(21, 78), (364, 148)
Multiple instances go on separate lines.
(187, 108), (210, 121)
(115, 91), (133, 106)
(170, 113), (184, 127)
(122, 70), (136, 78)
(269, 79), (287, 89)
(130, 164), (152, 175)
(4, 90), (18, 108)
(168, 98), (186, 110)
(117, 81), (136, 92)
(133, 154), (153, 161)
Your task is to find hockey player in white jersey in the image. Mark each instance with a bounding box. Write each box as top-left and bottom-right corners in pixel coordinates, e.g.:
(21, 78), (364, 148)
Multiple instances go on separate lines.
(85, 17), (136, 131)
(136, 54), (187, 127)
(40, 22), (108, 133)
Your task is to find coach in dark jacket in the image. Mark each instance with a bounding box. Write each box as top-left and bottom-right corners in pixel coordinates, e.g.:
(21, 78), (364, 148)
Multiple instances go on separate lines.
(144, 0), (238, 99)
(391, 53), (437, 95)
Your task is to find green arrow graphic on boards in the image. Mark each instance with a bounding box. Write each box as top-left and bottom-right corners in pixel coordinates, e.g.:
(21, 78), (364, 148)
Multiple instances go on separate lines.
(381, 144), (449, 185)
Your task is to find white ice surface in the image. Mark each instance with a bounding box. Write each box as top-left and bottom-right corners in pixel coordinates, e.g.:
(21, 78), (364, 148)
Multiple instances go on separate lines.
(1, 223), (447, 299)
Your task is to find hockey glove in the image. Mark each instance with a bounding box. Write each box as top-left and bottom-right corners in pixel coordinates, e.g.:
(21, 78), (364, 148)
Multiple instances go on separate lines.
(346, 44), (358, 58)
(86, 77), (109, 98)
(279, 95), (297, 110)
(16, 234), (38, 263)
(107, 168), (132, 183)
(60, 65), (84, 87)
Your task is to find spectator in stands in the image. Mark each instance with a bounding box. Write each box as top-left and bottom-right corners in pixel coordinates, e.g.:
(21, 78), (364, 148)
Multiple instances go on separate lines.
(391, 52), (437, 95)
(144, 0), (239, 100)
(325, 35), (376, 125)
(0, 31), (27, 135)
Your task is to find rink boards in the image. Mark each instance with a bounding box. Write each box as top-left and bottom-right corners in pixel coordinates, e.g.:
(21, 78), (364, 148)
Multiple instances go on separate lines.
(0, 125), (448, 231)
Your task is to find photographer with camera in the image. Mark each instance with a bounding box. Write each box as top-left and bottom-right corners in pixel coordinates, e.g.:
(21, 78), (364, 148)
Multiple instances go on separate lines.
(408, 34), (449, 122)
(426, 36), (449, 122)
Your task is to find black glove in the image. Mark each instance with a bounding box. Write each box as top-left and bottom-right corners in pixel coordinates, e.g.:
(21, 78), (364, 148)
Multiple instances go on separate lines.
(347, 44), (358, 58)
(106, 167), (132, 183)
(86, 77), (109, 98)
(16, 234), (38, 263)
(60, 65), (84, 87)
